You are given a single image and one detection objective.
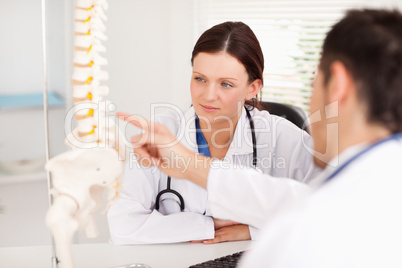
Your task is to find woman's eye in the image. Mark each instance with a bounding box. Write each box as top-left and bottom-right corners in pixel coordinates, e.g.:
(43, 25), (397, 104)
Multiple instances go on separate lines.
(221, 82), (233, 88)
(195, 77), (205, 82)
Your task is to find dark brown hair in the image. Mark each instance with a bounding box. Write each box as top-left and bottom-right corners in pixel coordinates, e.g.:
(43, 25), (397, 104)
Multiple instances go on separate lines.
(320, 9), (402, 133)
(191, 21), (264, 109)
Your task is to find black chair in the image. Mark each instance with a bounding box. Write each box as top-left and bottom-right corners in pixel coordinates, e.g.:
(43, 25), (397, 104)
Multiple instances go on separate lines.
(259, 101), (310, 133)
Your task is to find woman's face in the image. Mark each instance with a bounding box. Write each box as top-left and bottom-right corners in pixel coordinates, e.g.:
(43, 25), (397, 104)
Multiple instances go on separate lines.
(190, 52), (261, 126)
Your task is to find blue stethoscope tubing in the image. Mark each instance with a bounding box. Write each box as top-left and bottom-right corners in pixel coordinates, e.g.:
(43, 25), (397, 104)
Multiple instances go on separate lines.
(324, 132), (402, 183)
(155, 106), (257, 212)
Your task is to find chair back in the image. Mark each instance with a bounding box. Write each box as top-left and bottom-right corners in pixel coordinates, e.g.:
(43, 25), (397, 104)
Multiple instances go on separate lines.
(259, 101), (310, 133)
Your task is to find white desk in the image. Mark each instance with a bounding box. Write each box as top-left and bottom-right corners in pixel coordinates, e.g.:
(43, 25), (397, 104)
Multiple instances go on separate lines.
(0, 241), (252, 268)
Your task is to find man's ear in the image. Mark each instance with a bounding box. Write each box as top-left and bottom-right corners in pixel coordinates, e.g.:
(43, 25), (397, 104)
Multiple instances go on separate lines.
(245, 79), (262, 100)
(327, 61), (355, 103)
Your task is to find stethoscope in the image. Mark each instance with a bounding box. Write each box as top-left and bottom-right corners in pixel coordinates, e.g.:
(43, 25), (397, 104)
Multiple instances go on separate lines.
(155, 106), (257, 212)
(324, 133), (402, 183)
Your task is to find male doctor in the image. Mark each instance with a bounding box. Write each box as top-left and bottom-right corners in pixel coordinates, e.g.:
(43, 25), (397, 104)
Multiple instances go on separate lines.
(119, 9), (402, 267)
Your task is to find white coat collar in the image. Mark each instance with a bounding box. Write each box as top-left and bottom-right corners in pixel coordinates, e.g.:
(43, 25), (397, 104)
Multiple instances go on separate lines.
(179, 106), (254, 159)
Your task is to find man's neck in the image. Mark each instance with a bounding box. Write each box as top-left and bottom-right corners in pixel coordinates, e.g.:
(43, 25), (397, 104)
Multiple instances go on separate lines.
(338, 120), (391, 157)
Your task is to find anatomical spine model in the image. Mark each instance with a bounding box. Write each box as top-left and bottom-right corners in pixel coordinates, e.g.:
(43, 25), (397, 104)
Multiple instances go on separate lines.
(45, 0), (125, 267)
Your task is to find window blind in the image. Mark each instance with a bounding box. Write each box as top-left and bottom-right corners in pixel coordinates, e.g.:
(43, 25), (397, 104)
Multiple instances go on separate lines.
(194, 0), (369, 112)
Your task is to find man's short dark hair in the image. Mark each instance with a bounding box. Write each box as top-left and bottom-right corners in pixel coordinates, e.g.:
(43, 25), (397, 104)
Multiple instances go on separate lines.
(320, 9), (402, 133)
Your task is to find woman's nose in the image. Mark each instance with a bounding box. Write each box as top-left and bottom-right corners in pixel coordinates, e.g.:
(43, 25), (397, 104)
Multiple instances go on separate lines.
(204, 84), (218, 101)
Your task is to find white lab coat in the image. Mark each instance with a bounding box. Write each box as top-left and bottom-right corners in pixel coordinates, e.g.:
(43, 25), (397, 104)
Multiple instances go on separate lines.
(207, 136), (402, 267)
(107, 106), (318, 244)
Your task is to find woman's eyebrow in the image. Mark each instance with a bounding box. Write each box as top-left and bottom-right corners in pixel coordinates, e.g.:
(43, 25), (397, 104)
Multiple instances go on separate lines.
(193, 71), (238, 81)
(221, 77), (238, 81)
(192, 71), (204, 76)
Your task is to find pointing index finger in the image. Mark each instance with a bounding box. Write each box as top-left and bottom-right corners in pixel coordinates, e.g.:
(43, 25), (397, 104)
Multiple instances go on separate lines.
(116, 112), (150, 133)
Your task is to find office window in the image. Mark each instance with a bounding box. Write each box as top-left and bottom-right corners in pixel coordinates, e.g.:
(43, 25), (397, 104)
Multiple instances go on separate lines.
(194, 0), (369, 112)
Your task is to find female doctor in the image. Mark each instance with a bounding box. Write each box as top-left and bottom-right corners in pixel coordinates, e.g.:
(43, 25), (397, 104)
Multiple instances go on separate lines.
(107, 21), (318, 244)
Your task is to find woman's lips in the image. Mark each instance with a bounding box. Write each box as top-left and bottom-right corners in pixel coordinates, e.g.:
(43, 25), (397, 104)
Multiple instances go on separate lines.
(200, 104), (219, 112)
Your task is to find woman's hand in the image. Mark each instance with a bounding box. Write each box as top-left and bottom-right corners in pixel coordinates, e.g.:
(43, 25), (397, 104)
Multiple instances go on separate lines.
(206, 223), (251, 244)
(191, 219), (251, 244)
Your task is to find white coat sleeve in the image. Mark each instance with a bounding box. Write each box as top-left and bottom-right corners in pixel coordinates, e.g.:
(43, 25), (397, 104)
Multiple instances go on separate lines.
(248, 226), (261, 240)
(107, 160), (214, 244)
(207, 161), (311, 230)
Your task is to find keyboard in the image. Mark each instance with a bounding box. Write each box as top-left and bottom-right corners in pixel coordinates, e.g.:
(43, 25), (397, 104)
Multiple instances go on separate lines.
(189, 251), (245, 268)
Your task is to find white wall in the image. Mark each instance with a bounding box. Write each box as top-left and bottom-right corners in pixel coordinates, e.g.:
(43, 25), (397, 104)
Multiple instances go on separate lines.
(0, 180), (52, 247)
(0, 0), (67, 97)
(104, 0), (194, 118)
(0, 0), (44, 95)
(0, 0), (68, 161)
(0, 0), (68, 247)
